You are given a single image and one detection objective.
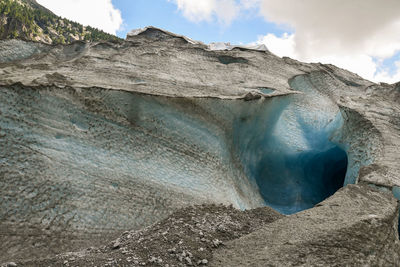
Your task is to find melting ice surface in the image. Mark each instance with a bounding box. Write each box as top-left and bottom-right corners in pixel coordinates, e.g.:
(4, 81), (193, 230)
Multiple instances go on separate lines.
(234, 76), (348, 214)
(0, 75), (350, 232)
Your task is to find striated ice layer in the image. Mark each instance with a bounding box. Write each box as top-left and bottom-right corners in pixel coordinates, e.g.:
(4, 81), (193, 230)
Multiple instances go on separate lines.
(0, 86), (264, 234)
(0, 81), (350, 232)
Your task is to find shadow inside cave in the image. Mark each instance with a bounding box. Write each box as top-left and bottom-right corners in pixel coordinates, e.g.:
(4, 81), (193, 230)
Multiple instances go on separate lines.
(233, 94), (348, 215)
(254, 143), (348, 214)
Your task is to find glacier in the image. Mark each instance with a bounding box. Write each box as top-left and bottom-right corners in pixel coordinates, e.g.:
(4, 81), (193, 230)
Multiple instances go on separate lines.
(0, 27), (399, 264)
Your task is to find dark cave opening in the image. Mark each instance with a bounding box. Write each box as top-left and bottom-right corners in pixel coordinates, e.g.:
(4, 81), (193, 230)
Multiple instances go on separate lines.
(254, 145), (348, 214)
(234, 97), (349, 214)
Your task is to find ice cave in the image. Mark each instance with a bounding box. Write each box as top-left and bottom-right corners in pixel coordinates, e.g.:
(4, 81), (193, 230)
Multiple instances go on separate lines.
(1, 29), (399, 265)
(233, 75), (349, 214)
(234, 105), (348, 214)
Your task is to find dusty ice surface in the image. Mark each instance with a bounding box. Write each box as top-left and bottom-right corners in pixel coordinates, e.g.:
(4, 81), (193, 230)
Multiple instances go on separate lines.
(0, 27), (399, 263)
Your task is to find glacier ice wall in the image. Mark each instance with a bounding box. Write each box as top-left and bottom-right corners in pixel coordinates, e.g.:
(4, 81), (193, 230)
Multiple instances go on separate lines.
(1, 34), (398, 261)
(0, 81), (350, 232)
(0, 85), (264, 235)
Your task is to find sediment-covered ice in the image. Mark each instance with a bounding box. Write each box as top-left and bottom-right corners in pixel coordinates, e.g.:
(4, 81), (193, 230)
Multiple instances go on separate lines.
(0, 27), (399, 261)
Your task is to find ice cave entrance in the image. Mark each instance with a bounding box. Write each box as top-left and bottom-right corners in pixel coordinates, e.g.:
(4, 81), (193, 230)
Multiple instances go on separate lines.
(253, 142), (348, 215)
(235, 93), (348, 215)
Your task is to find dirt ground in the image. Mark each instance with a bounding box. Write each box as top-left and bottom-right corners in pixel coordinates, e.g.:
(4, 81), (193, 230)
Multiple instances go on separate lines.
(10, 204), (283, 266)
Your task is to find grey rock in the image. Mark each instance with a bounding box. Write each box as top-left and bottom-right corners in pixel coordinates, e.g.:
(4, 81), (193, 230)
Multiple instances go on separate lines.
(148, 256), (157, 263)
(199, 259), (208, 265)
(112, 238), (123, 250)
(243, 91), (262, 101)
(212, 185), (400, 266)
(185, 256), (192, 265)
(212, 239), (223, 248)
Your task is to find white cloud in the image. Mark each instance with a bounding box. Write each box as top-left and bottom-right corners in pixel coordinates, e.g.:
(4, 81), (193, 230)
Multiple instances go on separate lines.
(170, 0), (216, 22)
(313, 54), (378, 82)
(258, 0), (400, 60)
(169, 0), (248, 25)
(215, 0), (240, 25)
(256, 33), (296, 58)
(255, 32), (400, 83)
(253, 0), (400, 83)
(373, 60), (400, 84)
(169, 0), (400, 83)
(239, 0), (261, 9)
(36, 0), (123, 35)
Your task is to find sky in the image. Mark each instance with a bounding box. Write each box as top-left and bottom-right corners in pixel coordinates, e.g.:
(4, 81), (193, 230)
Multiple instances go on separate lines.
(36, 0), (400, 84)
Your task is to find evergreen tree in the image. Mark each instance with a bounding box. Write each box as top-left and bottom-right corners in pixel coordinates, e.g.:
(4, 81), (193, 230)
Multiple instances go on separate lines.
(0, 0), (122, 43)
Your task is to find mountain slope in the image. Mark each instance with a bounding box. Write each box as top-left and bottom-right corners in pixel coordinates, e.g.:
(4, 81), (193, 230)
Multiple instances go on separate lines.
(0, 0), (121, 44)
